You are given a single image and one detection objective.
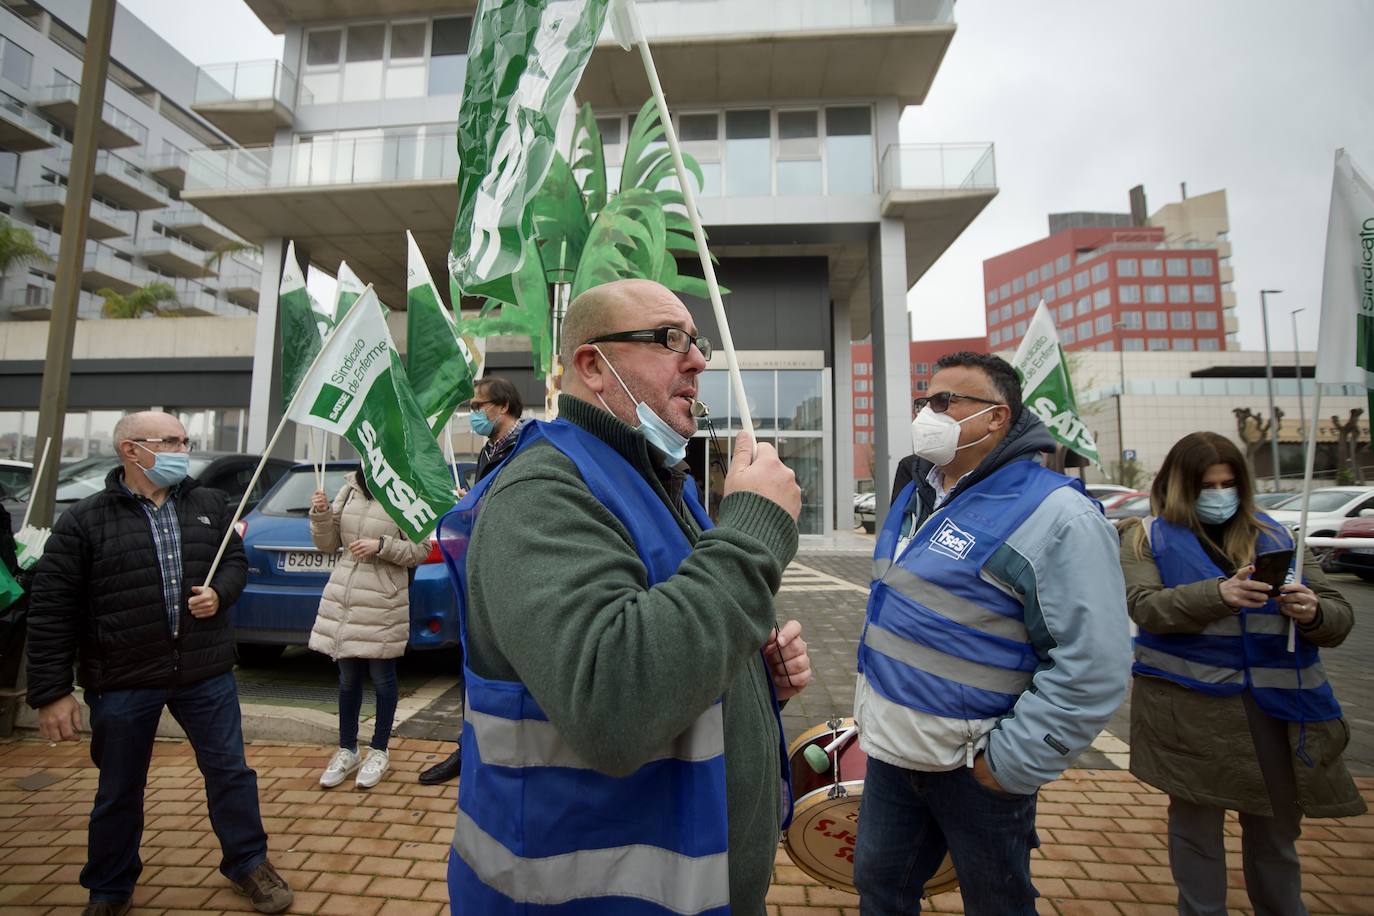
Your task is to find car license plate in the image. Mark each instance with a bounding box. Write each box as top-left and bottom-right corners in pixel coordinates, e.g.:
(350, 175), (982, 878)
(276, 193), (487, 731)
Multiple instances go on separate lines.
(280, 550), (338, 573)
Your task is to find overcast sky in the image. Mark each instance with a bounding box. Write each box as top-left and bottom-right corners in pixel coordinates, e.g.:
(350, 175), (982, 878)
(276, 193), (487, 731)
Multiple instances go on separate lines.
(120, 0), (1374, 352)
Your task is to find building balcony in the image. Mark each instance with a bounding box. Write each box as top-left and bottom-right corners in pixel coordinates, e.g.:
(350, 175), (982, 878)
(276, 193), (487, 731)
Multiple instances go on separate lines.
(161, 280), (244, 317)
(147, 149), (190, 191)
(3, 285), (54, 320)
(81, 242), (140, 295)
(1225, 313), (1240, 335)
(85, 150), (169, 210)
(0, 93), (54, 152)
(21, 184), (134, 240)
(192, 61), (302, 145)
(879, 142), (998, 287)
(581, 0), (956, 109)
(1219, 264), (1234, 284)
(141, 235), (215, 279)
(215, 266), (261, 310)
(33, 82), (148, 150)
(153, 205), (243, 250)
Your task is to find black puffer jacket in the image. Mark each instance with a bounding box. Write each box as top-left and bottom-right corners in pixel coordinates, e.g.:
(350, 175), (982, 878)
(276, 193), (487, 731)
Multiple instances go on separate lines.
(25, 468), (247, 708)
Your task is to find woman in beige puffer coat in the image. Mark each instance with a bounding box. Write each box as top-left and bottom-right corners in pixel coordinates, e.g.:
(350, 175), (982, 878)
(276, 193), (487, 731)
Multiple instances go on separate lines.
(308, 470), (428, 790)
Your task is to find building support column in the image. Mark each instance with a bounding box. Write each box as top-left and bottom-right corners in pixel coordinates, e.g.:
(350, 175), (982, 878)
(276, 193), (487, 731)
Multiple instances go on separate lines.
(246, 237), (300, 457)
(869, 218), (911, 523)
(832, 300), (855, 532)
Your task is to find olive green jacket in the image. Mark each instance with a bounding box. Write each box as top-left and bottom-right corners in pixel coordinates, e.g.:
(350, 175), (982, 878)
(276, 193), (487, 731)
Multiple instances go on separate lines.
(1120, 518), (1365, 818)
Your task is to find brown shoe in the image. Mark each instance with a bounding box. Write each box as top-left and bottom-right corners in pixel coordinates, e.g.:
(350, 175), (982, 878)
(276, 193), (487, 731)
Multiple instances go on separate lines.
(81, 902), (131, 916)
(231, 860), (294, 914)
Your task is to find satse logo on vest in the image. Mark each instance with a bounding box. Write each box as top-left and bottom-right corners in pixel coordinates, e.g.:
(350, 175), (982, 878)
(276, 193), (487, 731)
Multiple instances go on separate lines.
(929, 518), (976, 560)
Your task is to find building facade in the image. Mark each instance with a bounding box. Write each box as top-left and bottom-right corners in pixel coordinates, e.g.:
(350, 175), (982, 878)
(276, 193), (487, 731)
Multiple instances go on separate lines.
(0, 0), (262, 462)
(173, 0), (998, 535)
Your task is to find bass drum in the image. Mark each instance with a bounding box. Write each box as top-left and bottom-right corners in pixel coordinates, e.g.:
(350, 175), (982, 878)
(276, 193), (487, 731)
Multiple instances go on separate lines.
(783, 718), (958, 899)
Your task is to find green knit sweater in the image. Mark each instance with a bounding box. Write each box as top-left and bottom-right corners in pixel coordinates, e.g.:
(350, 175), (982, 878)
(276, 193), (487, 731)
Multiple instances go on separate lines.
(465, 394), (799, 913)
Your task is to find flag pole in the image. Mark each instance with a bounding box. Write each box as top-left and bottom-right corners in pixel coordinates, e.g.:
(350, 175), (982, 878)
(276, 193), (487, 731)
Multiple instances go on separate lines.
(620, 0), (755, 450)
(1288, 384), (1324, 652)
(19, 437), (52, 532)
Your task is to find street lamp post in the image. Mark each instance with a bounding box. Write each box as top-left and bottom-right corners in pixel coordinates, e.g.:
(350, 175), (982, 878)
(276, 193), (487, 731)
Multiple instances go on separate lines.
(1260, 290), (1283, 491)
(1291, 307), (1306, 455)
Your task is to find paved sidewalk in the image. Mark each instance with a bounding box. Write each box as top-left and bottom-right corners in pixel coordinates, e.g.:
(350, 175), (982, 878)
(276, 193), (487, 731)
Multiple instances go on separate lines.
(1, 736), (1371, 915)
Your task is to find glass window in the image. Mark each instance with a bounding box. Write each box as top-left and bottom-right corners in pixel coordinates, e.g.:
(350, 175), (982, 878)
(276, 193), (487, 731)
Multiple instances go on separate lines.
(1061, 326), (1075, 344)
(1173, 338), (1195, 351)
(1199, 338), (1220, 351)
(1193, 284), (1216, 303)
(1149, 338), (1169, 351)
(341, 23), (385, 102)
(1195, 311), (1218, 329)
(1123, 337), (1144, 351)
(1095, 315), (1112, 335)
(915, 379), (928, 392)
(825, 107), (873, 194)
(1012, 276), (1024, 294)
(428, 16), (472, 95)
(1144, 284), (1166, 304)
(987, 289), (998, 305)
(1058, 302), (1072, 323)
(1057, 278), (1071, 297)
(0, 150), (17, 190)
(306, 29), (341, 65)
(999, 282), (1011, 299)
(1097, 342), (1114, 352)
(854, 397), (869, 408)
(989, 328), (1001, 346)
(778, 160), (821, 195)
(1042, 286), (1055, 303)
(987, 308), (998, 325)
(1040, 262), (1055, 281)
(1094, 288), (1111, 309)
(855, 415), (869, 427)
(1091, 262), (1109, 284)
(390, 22), (426, 59)
(1166, 258), (1188, 276)
(1056, 254), (1070, 272)
(856, 431), (869, 444)
(914, 362), (929, 375)
(1025, 270), (1038, 288)
(1, 38), (33, 87)
(596, 116), (622, 147)
(1142, 258), (1163, 277)
(680, 113), (717, 142)
(1077, 320), (1092, 340)
(777, 371), (821, 431)
(854, 362), (869, 375)
(1170, 311), (1192, 329)
(1000, 304), (1011, 322)
(777, 110), (820, 195)
(1191, 258), (1214, 276)
(1168, 284), (1190, 304)
(1119, 311), (1142, 329)
(725, 109), (771, 196)
(1117, 258), (1138, 277)
(1076, 296), (1091, 316)
(1119, 284), (1141, 303)
(1146, 311), (1168, 330)
(1073, 270), (1089, 291)
(1015, 319), (1027, 336)
(1014, 297), (1026, 316)
(732, 370), (776, 430)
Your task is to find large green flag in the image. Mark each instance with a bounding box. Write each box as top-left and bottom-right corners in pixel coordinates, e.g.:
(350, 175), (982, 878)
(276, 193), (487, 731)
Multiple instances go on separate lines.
(1012, 301), (1102, 466)
(278, 240), (324, 413)
(287, 287), (456, 541)
(449, 0), (610, 370)
(405, 231), (480, 433)
(334, 261), (366, 324)
(0, 561), (21, 612)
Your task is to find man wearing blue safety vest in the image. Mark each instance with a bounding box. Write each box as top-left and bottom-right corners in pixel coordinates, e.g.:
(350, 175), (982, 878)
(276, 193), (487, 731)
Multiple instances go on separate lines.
(440, 278), (813, 915)
(851, 352), (1131, 915)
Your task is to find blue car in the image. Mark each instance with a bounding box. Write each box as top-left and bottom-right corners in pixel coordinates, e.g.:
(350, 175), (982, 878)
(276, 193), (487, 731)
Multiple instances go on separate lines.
(230, 460), (474, 665)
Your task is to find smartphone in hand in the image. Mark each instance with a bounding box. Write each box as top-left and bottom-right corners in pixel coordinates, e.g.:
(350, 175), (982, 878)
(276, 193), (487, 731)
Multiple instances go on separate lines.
(1251, 548), (1294, 594)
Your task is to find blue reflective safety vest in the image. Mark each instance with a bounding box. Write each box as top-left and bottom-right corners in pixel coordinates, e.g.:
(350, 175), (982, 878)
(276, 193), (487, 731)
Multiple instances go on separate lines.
(1134, 515), (1342, 723)
(438, 418), (790, 915)
(858, 460), (1079, 720)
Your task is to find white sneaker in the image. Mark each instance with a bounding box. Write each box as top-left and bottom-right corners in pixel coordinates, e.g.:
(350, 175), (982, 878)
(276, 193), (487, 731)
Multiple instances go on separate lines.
(355, 748), (389, 789)
(320, 748), (360, 788)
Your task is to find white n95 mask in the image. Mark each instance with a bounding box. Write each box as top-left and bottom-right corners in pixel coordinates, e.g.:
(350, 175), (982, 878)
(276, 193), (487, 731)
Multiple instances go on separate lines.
(911, 404), (999, 467)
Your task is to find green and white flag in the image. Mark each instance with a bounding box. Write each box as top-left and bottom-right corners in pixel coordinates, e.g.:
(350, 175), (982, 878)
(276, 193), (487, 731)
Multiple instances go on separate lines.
(1314, 148), (1374, 447)
(278, 240), (324, 413)
(287, 287), (457, 541)
(334, 261), (366, 324)
(406, 231), (481, 433)
(1012, 301), (1101, 466)
(450, 0), (610, 302)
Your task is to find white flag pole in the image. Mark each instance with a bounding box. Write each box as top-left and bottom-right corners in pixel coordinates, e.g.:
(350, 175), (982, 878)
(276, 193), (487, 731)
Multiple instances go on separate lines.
(1288, 385), (1324, 652)
(444, 417), (461, 490)
(19, 437), (52, 532)
(619, 0), (755, 450)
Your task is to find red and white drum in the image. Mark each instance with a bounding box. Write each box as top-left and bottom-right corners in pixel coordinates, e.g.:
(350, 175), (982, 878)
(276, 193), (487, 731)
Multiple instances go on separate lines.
(783, 718), (958, 899)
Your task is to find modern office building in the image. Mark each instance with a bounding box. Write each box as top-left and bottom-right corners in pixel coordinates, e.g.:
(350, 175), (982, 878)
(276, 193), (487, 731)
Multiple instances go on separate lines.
(0, 0), (262, 462)
(172, 0), (999, 535)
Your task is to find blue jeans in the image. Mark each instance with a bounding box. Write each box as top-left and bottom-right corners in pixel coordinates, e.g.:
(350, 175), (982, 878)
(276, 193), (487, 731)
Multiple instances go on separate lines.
(82, 671), (267, 903)
(338, 657), (398, 752)
(853, 757), (1039, 915)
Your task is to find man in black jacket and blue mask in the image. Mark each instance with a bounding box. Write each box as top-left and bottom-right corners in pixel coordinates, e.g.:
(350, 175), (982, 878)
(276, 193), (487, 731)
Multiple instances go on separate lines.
(26, 411), (291, 916)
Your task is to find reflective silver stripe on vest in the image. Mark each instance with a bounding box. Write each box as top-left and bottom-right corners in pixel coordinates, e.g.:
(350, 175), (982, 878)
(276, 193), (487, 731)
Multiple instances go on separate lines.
(1197, 615), (1242, 636)
(1245, 615), (1290, 636)
(466, 701), (724, 771)
(1133, 644), (1243, 686)
(1251, 663), (1329, 691)
(880, 565), (1029, 644)
(864, 623), (1034, 695)
(452, 807), (730, 913)
(874, 557), (892, 580)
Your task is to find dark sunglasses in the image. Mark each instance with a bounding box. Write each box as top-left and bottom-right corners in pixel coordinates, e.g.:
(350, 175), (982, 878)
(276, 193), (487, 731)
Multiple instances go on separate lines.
(588, 326), (712, 360)
(912, 391), (1004, 415)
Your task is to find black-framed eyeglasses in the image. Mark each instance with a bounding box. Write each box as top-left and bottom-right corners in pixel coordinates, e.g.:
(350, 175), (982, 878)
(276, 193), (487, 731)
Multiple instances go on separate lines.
(912, 392), (1004, 416)
(129, 436), (195, 452)
(587, 327), (712, 360)
(465, 399), (491, 411)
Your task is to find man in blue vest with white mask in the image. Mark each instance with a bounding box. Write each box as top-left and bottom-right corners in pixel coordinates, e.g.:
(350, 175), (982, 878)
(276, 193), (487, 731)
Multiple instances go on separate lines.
(851, 352), (1131, 915)
(440, 278), (813, 914)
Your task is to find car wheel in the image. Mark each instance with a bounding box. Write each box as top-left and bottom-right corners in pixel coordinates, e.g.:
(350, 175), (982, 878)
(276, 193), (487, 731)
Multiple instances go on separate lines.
(236, 643), (286, 667)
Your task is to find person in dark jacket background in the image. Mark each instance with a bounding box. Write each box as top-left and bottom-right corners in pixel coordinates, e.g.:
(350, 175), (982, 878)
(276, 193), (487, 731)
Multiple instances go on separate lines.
(25, 411), (292, 916)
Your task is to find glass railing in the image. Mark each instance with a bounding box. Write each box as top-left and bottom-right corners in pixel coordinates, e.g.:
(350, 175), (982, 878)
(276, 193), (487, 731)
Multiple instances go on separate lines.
(142, 234), (213, 270)
(148, 148), (189, 174)
(154, 205), (240, 241)
(81, 241), (139, 284)
(0, 91), (53, 136)
(86, 150), (168, 201)
(880, 142), (996, 193)
(187, 133), (457, 191)
(193, 60), (308, 109)
(615, 0), (954, 41)
(35, 83), (149, 146)
(22, 184), (137, 235)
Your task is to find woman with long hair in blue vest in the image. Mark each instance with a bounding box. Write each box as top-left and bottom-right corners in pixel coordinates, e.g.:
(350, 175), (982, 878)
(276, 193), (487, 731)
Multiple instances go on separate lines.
(1119, 431), (1364, 915)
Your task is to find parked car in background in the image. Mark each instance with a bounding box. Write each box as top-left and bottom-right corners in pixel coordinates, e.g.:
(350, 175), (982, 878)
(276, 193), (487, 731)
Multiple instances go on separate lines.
(1326, 515), (1374, 582)
(1106, 493), (1154, 521)
(1267, 486), (1374, 570)
(1085, 484), (1135, 503)
(0, 459), (32, 499)
(1254, 490), (1298, 509)
(3, 452), (294, 533)
(1100, 490), (1149, 510)
(854, 492), (875, 532)
(230, 461), (475, 665)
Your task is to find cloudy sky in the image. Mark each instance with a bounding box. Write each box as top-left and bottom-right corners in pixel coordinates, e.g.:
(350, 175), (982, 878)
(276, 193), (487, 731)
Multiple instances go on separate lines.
(121, 0), (1374, 352)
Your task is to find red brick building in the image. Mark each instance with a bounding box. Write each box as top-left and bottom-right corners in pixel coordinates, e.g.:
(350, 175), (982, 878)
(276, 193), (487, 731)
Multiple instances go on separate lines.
(983, 226), (1225, 355)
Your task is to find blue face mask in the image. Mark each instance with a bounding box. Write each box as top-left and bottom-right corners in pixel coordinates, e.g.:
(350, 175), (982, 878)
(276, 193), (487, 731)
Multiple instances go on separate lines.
(593, 346), (690, 465)
(134, 443), (190, 488)
(469, 409), (495, 437)
(1195, 487), (1240, 524)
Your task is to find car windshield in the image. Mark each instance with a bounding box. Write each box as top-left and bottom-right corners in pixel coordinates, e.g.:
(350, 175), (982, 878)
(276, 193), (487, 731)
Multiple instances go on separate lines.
(12, 455), (214, 502)
(1254, 492), (1296, 508)
(260, 467), (357, 516)
(1292, 491), (1365, 513)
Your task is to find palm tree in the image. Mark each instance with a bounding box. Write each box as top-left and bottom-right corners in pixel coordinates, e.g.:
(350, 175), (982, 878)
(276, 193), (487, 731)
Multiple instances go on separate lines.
(98, 281), (179, 319)
(0, 215), (51, 274)
(203, 239), (261, 274)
